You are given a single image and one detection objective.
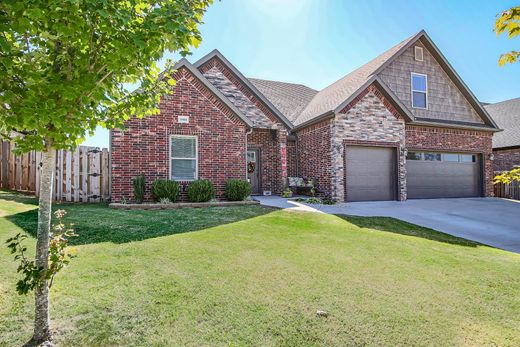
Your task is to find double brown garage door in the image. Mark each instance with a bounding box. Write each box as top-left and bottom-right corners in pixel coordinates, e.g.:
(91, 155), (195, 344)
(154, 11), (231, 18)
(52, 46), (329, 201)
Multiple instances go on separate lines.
(345, 146), (481, 202)
(406, 151), (481, 199)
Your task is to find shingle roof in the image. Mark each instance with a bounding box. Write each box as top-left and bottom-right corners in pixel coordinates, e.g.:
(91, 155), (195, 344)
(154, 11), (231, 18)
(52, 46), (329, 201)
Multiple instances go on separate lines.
(293, 33), (418, 126)
(172, 30), (497, 132)
(248, 78), (318, 122)
(484, 98), (520, 148)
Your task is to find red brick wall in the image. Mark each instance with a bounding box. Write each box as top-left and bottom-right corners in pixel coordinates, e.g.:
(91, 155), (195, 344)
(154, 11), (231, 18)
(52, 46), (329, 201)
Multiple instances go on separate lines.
(247, 129), (284, 194)
(111, 67), (248, 202)
(493, 148), (520, 172)
(198, 56), (290, 195)
(295, 119), (332, 196)
(287, 139), (297, 177)
(405, 125), (494, 197)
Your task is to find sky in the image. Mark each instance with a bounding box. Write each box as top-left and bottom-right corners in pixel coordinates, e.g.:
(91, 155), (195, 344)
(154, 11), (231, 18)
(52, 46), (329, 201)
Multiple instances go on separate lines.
(83, 0), (519, 148)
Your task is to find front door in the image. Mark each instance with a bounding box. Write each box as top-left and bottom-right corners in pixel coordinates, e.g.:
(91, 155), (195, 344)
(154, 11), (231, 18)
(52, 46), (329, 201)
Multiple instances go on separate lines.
(247, 149), (260, 194)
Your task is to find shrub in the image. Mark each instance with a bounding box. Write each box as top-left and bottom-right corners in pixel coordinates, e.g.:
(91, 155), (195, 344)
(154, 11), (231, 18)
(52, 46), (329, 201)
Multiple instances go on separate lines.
(322, 198), (335, 205)
(187, 179), (215, 202)
(281, 188), (293, 198)
(132, 174), (145, 203)
(151, 179), (180, 203)
(225, 179), (251, 201)
(306, 197), (322, 204)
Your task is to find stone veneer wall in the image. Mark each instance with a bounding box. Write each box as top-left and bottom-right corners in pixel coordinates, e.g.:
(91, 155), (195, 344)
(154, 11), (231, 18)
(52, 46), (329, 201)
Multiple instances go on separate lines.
(111, 66), (248, 202)
(405, 125), (494, 196)
(198, 57), (288, 131)
(493, 148), (520, 172)
(332, 85), (407, 202)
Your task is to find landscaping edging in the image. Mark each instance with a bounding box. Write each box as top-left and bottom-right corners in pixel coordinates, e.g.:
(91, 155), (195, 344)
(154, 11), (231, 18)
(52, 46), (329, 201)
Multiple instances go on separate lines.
(109, 200), (259, 210)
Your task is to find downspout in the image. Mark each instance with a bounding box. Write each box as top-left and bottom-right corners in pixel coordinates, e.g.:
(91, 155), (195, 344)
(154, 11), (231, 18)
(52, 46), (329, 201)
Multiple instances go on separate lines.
(245, 127), (253, 179)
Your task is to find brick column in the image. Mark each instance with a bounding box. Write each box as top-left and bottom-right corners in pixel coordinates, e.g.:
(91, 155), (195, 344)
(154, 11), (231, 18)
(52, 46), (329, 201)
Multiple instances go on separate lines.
(277, 128), (288, 193)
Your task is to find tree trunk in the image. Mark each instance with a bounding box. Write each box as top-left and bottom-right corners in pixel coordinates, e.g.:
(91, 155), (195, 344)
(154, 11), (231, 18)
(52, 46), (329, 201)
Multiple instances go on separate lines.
(31, 147), (56, 346)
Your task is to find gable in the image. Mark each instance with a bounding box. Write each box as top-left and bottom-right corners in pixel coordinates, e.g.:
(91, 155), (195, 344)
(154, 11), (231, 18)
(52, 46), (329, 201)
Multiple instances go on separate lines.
(377, 40), (484, 124)
(196, 54), (292, 130)
(166, 65), (251, 128)
(199, 61), (275, 128)
(334, 84), (405, 144)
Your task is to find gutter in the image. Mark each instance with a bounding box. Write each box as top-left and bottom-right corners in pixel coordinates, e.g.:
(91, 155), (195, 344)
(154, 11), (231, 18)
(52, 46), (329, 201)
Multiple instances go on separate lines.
(493, 145), (520, 151)
(407, 120), (502, 133)
(292, 111), (335, 132)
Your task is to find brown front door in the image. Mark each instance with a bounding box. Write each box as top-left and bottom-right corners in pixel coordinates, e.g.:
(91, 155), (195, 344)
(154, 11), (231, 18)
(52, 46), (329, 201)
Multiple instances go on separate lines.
(247, 149), (260, 194)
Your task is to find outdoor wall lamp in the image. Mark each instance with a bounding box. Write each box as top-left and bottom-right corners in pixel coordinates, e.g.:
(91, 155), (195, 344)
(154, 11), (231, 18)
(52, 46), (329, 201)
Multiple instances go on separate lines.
(489, 153), (494, 161)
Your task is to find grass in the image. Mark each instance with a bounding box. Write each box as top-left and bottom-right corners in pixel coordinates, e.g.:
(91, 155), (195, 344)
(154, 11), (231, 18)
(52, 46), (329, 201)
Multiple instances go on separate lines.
(1, 190), (519, 346)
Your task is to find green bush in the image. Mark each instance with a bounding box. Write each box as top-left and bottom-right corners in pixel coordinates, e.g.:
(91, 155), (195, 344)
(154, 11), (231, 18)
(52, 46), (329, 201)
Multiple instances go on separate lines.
(225, 179), (251, 201)
(187, 179), (214, 202)
(306, 197), (322, 204)
(132, 174), (145, 203)
(281, 188), (293, 198)
(151, 179), (180, 203)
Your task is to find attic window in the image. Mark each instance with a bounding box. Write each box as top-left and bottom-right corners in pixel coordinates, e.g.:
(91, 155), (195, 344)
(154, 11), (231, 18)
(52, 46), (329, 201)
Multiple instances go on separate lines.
(411, 73), (427, 109)
(414, 46), (424, 61)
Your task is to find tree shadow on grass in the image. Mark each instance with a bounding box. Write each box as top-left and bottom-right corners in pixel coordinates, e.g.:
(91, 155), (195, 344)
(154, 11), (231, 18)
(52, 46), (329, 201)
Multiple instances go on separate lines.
(337, 214), (484, 248)
(0, 189), (40, 205)
(1, 190), (278, 245)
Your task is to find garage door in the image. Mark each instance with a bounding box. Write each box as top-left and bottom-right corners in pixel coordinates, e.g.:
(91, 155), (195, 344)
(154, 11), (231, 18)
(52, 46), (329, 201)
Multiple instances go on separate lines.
(406, 151), (481, 199)
(345, 146), (396, 202)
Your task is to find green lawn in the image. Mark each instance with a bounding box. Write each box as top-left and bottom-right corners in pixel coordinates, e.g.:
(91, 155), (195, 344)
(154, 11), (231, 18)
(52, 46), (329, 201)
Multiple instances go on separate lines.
(1, 190), (519, 346)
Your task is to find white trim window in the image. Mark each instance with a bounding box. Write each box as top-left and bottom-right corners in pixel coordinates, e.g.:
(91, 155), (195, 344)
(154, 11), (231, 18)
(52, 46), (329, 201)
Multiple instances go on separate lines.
(411, 72), (428, 109)
(170, 135), (198, 181)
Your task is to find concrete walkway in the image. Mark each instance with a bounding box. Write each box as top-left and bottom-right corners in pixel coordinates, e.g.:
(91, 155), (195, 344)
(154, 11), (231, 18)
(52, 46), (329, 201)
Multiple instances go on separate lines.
(254, 196), (520, 253)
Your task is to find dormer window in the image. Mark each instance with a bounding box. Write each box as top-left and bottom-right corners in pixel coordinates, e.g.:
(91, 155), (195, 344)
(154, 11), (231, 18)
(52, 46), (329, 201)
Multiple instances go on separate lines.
(411, 73), (427, 109)
(414, 46), (424, 61)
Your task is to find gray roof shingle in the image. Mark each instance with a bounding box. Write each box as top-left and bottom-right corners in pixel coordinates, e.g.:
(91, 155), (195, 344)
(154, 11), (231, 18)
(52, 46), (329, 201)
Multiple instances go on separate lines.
(248, 78), (318, 122)
(293, 33), (418, 126)
(484, 98), (520, 148)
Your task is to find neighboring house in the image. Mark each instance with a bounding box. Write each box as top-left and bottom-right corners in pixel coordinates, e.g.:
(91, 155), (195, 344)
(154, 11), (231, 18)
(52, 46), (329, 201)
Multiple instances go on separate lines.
(111, 30), (499, 203)
(484, 98), (520, 171)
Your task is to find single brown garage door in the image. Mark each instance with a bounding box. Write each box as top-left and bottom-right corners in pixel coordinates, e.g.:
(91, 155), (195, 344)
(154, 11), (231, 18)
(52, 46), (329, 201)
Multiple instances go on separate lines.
(406, 151), (481, 199)
(345, 146), (396, 202)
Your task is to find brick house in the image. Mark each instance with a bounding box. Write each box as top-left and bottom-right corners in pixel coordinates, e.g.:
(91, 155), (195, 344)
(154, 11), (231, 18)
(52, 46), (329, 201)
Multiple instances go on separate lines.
(484, 98), (520, 172)
(111, 30), (500, 202)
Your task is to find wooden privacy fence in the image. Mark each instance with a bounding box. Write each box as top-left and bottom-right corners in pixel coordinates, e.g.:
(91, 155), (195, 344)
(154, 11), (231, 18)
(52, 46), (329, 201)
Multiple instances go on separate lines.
(494, 179), (520, 201)
(0, 141), (110, 202)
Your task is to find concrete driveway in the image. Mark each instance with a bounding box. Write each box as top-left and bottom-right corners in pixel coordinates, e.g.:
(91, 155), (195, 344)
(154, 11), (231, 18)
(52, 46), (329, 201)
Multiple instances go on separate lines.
(255, 196), (520, 253)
